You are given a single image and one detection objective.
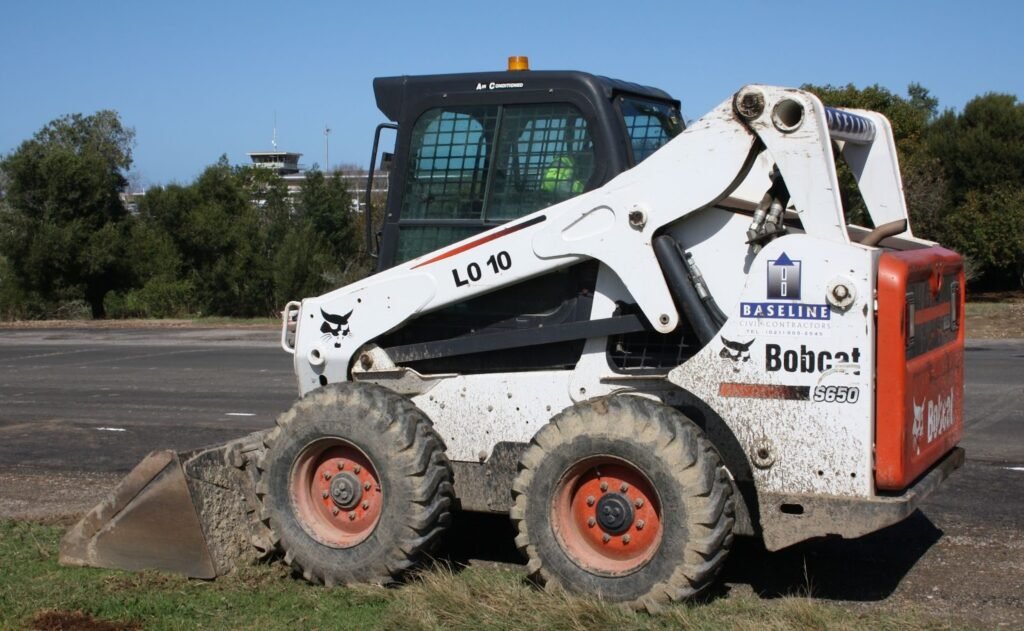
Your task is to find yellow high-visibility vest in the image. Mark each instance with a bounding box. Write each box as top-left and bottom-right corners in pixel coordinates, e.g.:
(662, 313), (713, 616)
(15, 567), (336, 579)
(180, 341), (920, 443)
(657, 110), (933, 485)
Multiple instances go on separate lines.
(541, 156), (584, 194)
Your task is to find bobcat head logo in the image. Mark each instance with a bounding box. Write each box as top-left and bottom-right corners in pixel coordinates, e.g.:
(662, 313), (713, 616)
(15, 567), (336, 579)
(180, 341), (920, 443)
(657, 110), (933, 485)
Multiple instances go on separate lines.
(719, 337), (755, 371)
(320, 308), (353, 348)
(911, 398), (925, 454)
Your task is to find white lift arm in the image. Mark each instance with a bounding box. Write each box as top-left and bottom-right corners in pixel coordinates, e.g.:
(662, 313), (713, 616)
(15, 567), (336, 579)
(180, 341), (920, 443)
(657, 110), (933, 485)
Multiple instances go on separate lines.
(287, 85), (909, 393)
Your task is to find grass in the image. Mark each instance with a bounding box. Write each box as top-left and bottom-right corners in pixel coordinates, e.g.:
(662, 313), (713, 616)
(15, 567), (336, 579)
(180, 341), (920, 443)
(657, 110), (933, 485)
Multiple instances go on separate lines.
(0, 521), (964, 631)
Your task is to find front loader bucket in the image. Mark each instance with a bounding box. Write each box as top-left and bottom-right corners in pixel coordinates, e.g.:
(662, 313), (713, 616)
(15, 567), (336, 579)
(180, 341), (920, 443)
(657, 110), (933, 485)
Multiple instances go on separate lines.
(60, 431), (273, 578)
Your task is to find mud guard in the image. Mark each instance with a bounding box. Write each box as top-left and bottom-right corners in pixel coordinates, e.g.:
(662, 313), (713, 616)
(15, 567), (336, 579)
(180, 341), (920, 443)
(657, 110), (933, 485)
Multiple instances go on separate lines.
(59, 431), (272, 578)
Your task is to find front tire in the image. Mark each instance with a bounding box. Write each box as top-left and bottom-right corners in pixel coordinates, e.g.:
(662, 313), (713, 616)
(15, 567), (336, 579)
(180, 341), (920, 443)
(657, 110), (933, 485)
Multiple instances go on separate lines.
(511, 396), (734, 607)
(258, 383), (453, 586)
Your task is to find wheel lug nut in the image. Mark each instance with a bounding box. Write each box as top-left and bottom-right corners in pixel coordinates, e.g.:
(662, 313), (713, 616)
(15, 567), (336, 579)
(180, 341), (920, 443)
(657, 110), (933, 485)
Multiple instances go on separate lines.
(635, 498), (644, 508)
(637, 520), (645, 530)
(348, 511), (356, 520)
(332, 507), (339, 516)
(354, 465), (362, 474)
(337, 461), (344, 470)
(602, 534), (611, 543)
(587, 517), (596, 527)
(323, 471), (332, 480)
(623, 534), (631, 544)
(362, 501), (369, 510)
(364, 481), (372, 491)
(620, 483), (629, 492)
(322, 491), (329, 499)
(599, 482), (608, 492)
(586, 495), (595, 506)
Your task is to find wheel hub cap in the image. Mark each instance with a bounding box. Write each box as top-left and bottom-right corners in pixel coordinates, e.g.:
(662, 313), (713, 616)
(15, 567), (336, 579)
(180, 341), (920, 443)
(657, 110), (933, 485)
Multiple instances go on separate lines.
(552, 457), (663, 576)
(595, 493), (634, 534)
(329, 472), (362, 509)
(290, 439), (382, 548)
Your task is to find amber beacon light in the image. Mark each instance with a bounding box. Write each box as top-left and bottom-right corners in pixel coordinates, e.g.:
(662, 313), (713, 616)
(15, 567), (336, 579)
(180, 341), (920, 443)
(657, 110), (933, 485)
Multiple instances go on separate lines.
(507, 56), (530, 71)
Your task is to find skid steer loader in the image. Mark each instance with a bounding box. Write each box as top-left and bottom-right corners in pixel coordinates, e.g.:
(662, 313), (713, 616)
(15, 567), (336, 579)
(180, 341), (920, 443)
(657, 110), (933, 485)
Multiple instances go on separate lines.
(62, 58), (965, 605)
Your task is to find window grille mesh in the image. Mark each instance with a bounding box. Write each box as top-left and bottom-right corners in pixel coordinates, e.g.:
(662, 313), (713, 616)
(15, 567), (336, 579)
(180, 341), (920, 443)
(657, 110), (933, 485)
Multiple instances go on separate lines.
(396, 103), (595, 262)
(620, 97), (681, 163)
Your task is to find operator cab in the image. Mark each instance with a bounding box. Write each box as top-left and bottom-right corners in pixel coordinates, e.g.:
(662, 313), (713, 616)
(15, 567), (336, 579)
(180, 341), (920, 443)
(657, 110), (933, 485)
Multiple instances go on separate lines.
(365, 59), (685, 373)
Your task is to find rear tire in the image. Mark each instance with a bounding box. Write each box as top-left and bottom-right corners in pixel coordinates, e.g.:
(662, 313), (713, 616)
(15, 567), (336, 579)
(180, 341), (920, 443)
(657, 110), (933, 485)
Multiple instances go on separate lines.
(258, 382), (453, 586)
(511, 395), (734, 607)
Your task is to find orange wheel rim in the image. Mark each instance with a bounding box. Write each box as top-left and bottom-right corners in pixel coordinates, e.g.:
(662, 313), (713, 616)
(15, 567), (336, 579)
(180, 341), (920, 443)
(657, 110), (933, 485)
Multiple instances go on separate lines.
(551, 456), (662, 576)
(290, 438), (382, 548)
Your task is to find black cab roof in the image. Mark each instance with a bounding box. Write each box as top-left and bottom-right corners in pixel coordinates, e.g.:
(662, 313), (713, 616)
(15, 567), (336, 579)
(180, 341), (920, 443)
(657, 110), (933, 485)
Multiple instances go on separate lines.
(373, 70), (678, 122)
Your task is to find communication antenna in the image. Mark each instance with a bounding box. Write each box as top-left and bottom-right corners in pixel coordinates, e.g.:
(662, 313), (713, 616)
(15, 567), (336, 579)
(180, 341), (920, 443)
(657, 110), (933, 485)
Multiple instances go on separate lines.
(272, 111), (278, 150)
(324, 124), (332, 172)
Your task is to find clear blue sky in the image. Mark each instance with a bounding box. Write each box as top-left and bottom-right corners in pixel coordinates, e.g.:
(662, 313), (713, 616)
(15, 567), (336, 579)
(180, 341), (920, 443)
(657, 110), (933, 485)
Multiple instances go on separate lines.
(2, 0), (1021, 187)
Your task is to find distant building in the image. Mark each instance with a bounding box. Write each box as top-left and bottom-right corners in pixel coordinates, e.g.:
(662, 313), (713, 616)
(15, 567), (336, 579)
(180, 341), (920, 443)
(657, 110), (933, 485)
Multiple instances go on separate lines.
(245, 149), (387, 212)
(247, 150), (303, 175)
(119, 190), (145, 213)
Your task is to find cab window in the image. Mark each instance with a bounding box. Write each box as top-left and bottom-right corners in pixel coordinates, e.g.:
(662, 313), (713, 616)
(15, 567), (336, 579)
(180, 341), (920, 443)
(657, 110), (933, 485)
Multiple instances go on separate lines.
(397, 103), (594, 262)
(487, 103), (594, 221)
(619, 97), (683, 164)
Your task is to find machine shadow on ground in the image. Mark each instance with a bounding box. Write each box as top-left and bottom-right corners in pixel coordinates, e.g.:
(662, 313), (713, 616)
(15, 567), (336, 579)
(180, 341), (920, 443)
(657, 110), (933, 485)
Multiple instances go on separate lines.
(719, 510), (943, 601)
(438, 509), (943, 603)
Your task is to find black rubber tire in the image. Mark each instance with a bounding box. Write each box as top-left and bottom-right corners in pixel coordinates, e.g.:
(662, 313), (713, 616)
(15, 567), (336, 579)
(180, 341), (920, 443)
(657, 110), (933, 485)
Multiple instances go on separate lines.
(510, 395), (734, 608)
(257, 382), (453, 586)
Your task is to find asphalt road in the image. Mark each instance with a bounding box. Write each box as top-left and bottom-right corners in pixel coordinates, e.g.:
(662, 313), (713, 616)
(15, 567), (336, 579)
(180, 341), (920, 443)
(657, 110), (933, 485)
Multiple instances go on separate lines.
(0, 328), (1021, 625)
(0, 328), (295, 473)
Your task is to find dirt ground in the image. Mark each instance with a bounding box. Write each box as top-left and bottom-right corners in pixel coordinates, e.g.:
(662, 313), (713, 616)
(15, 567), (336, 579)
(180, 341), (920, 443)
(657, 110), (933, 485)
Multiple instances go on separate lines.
(965, 292), (1024, 339)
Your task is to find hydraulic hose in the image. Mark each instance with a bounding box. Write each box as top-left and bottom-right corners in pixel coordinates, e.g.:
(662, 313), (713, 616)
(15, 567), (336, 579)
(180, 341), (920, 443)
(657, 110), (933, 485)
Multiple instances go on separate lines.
(653, 235), (720, 346)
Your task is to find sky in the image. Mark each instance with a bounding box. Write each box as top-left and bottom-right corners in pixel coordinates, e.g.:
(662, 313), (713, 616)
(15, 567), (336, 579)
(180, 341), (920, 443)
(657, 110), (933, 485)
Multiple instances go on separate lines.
(2, 0), (1022, 187)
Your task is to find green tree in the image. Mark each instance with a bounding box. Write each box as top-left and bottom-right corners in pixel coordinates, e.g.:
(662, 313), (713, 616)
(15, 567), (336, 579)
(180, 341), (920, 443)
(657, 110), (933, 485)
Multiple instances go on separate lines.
(922, 93), (1024, 286)
(942, 186), (1024, 286)
(926, 92), (1024, 201)
(295, 168), (367, 286)
(272, 221), (338, 305)
(298, 169), (357, 257)
(0, 111), (135, 318)
(177, 157), (268, 316)
(136, 158), (312, 317)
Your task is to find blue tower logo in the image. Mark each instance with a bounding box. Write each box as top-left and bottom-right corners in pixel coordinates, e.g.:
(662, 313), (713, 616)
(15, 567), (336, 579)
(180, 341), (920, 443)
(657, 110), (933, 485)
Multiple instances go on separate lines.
(767, 252), (801, 300)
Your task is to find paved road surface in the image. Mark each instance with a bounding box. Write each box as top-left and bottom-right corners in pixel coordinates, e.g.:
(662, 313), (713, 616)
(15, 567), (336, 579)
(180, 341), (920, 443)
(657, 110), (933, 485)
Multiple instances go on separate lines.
(0, 328), (294, 473)
(0, 328), (1021, 625)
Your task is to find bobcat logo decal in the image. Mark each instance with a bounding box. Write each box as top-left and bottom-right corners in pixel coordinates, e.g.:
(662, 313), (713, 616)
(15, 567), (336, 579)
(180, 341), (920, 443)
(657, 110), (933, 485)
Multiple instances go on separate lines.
(320, 308), (353, 348)
(719, 337), (755, 372)
(719, 337), (755, 362)
(911, 398), (925, 455)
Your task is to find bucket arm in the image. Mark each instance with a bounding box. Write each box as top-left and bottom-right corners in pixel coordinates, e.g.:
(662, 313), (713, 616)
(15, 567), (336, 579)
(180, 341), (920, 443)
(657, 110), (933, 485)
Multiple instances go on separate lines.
(288, 85), (895, 394)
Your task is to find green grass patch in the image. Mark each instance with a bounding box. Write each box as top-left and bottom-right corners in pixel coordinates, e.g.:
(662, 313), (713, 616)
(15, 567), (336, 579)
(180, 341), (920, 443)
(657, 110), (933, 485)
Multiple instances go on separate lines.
(0, 520), (961, 630)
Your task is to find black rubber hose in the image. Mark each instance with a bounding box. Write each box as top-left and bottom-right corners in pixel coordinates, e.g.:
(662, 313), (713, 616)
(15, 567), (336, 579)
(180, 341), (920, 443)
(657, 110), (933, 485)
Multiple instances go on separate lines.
(653, 235), (719, 346)
(675, 242), (728, 328)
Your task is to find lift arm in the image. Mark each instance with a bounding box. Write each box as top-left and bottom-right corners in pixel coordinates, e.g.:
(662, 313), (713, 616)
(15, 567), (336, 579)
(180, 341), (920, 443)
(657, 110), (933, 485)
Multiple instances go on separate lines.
(287, 85), (899, 394)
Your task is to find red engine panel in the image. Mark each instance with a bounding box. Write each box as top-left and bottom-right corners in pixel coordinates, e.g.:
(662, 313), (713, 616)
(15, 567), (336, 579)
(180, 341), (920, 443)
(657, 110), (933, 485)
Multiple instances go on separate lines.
(875, 248), (965, 491)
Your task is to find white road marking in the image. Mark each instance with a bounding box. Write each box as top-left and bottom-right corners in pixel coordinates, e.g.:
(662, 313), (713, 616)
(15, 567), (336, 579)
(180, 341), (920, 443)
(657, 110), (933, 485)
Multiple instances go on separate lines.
(225, 412), (256, 417)
(1005, 467), (1024, 472)
(96, 427), (126, 432)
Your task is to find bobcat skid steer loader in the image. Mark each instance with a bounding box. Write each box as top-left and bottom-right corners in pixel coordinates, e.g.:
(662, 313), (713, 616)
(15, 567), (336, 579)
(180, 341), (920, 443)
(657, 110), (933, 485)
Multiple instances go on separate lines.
(62, 59), (964, 606)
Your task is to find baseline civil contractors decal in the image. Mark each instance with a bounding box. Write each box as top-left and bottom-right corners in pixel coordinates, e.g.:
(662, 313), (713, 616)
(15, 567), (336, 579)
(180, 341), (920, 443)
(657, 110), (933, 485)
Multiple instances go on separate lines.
(741, 252), (830, 321)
